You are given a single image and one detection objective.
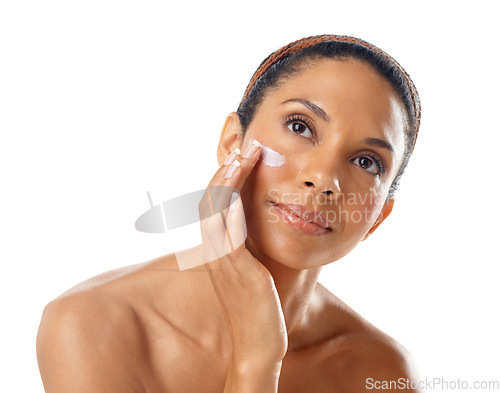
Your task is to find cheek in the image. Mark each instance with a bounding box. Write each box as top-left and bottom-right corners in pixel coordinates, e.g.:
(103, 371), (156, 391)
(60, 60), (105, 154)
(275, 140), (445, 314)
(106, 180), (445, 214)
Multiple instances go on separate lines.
(240, 156), (291, 239)
(339, 188), (387, 230)
(242, 142), (290, 200)
(242, 159), (285, 203)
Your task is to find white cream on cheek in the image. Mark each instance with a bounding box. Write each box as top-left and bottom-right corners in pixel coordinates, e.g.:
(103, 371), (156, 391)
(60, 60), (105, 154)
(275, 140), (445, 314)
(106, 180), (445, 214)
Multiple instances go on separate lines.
(252, 140), (286, 167)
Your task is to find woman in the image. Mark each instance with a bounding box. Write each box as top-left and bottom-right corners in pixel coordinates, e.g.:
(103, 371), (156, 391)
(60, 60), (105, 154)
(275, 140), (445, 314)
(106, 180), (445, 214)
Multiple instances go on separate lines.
(37, 35), (422, 392)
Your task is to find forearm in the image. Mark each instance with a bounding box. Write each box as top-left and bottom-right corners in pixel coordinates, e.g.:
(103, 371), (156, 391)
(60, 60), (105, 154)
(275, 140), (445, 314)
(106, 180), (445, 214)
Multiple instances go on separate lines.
(223, 358), (282, 393)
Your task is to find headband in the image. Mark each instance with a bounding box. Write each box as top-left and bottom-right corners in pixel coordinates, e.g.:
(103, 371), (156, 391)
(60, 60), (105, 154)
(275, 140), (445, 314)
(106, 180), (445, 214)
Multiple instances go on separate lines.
(242, 34), (421, 154)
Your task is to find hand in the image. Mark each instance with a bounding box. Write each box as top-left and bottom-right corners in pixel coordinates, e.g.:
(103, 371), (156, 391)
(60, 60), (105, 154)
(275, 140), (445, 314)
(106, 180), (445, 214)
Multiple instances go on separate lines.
(199, 140), (288, 365)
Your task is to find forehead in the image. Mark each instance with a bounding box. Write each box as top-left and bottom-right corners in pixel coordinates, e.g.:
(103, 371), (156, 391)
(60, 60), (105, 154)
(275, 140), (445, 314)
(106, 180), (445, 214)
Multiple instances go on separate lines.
(262, 58), (407, 158)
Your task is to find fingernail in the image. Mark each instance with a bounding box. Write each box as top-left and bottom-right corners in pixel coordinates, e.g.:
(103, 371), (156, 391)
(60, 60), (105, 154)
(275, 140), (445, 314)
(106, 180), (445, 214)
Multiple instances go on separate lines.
(223, 148), (241, 166)
(224, 160), (240, 179)
(242, 139), (261, 158)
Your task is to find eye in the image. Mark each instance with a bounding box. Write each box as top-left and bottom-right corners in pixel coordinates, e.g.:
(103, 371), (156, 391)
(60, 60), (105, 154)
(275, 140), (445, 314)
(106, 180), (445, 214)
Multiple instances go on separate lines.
(284, 114), (315, 140)
(288, 121), (313, 138)
(352, 153), (386, 175)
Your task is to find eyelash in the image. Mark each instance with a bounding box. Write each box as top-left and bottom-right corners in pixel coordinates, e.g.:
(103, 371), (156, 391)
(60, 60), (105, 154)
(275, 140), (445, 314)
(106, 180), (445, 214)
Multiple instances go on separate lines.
(283, 114), (316, 140)
(282, 113), (387, 175)
(352, 151), (387, 175)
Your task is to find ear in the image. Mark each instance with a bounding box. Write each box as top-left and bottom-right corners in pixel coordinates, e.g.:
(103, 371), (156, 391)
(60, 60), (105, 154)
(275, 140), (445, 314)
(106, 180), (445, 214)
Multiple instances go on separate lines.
(362, 198), (395, 241)
(217, 112), (244, 166)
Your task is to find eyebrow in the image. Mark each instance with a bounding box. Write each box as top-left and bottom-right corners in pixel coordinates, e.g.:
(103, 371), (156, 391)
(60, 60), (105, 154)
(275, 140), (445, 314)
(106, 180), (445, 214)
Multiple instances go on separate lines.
(364, 137), (395, 154)
(282, 98), (395, 154)
(281, 98), (330, 122)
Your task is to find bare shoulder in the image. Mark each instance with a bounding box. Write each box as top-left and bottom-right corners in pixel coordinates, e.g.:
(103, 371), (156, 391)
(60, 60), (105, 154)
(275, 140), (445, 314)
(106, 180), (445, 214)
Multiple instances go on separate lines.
(322, 332), (422, 392)
(36, 253), (179, 393)
(37, 293), (139, 391)
(313, 283), (422, 392)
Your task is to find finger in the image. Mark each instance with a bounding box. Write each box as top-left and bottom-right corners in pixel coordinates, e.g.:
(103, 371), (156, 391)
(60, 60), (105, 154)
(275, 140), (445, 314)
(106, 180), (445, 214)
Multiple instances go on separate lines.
(221, 139), (261, 193)
(200, 197), (245, 272)
(200, 208), (244, 267)
(206, 140), (261, 250)
(200, 139), (261, 222)
(199, 147), (243, 221)
(223, 195), (247, 254)
(199, 140), (262, 271)
(206, 148), (241, 188)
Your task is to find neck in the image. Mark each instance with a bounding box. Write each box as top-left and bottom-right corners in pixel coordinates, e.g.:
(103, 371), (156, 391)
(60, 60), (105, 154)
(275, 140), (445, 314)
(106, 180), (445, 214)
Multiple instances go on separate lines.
(245, 237), (322, 348)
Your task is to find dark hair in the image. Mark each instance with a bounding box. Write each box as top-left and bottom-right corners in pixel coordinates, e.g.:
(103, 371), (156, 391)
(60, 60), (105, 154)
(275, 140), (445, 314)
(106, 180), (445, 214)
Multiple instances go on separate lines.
(236, 35), (421, 201)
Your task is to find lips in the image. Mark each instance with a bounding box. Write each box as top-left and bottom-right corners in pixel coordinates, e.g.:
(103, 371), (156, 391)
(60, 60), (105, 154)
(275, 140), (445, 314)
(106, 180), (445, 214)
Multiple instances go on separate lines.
(269, 202), (333, 236)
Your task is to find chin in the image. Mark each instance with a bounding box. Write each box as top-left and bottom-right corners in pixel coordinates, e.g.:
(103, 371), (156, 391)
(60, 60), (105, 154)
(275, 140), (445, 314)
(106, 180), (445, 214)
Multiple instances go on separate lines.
(240, 187), (364, 270)
(245, 213), (367, 271)
(242, 205), (318, 270)
(244, 228), (339, 271)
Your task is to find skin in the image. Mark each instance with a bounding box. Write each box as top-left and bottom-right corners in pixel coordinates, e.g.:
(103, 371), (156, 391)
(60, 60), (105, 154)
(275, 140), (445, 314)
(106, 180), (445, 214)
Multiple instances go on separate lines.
(37, 59), (422, 392)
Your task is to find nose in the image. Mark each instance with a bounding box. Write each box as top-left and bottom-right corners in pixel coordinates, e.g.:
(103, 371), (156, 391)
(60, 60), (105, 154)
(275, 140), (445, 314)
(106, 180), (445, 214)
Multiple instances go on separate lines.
(296, 153), (342, 202)
(302, 178), (342, 203)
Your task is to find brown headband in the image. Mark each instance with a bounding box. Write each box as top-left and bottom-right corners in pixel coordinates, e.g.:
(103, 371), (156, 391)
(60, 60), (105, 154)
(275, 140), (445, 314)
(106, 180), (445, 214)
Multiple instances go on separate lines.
(242, 34), (421, 154)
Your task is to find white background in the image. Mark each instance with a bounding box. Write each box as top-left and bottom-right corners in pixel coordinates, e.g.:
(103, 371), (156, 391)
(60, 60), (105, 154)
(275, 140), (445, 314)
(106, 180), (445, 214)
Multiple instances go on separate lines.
(1, 0), (499, 391)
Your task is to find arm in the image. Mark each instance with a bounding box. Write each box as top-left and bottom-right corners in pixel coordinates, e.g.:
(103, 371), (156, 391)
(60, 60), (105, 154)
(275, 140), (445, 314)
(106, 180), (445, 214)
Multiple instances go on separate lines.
(200, 139), (287, 392)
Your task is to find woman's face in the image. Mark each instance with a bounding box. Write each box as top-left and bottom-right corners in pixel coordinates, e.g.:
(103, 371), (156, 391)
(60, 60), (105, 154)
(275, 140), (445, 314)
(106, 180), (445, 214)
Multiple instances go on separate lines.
(228, 59), (407, 269)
